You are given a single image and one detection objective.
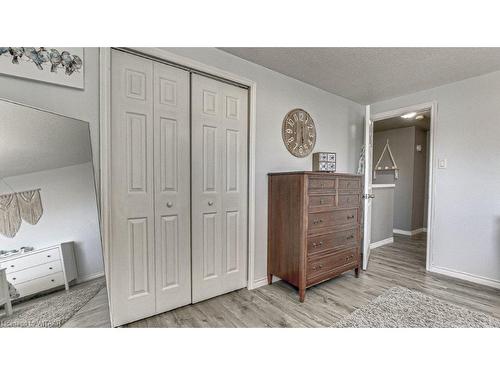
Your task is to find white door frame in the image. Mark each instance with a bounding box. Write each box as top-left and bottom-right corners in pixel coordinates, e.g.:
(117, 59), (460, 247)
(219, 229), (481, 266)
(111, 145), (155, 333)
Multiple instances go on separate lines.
(99, 48), (258, 325)
(371, 101), (437, 271)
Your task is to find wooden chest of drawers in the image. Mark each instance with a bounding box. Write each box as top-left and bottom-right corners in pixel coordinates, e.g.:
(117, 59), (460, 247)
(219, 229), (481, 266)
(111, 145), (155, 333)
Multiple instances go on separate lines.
(267, 172), (362, 302)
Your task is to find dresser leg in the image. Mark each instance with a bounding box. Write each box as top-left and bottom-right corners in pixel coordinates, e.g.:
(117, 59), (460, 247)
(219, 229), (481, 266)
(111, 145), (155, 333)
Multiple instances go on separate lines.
(355, 267), (360, 278)
(267, 273), (273, 285)
(5, 300), (13, 316)
(299, 288), (306, 302)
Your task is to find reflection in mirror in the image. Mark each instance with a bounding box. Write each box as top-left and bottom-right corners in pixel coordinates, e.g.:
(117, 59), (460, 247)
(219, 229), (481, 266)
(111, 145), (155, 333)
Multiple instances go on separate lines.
(0, 99), (110, 327)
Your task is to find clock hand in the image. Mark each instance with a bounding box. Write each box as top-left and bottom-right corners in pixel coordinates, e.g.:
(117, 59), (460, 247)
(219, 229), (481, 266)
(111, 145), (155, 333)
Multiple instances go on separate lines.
(303, 123), (306, 146)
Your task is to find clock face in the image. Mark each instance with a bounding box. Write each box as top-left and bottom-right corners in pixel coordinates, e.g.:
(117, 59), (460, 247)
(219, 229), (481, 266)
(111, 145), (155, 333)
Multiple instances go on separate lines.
(282, 108), (316, 158)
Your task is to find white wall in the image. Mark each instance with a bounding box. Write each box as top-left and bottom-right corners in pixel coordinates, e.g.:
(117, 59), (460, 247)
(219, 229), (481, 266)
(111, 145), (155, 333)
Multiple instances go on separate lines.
(0, 163), (104, 281)
(163, 48), (365, 282)
(371, 186), (395, 243)
(0, 48), (100, 189)
(373, 126), (415, 231)
(372, 70), (500, 286)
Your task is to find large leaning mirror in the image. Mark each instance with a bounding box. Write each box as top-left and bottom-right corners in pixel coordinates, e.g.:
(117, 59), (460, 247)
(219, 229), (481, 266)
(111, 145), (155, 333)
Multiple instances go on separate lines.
(0, 99), (110, 327)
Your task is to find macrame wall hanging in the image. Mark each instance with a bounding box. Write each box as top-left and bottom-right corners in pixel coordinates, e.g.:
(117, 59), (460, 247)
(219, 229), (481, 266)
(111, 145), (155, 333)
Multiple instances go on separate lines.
(373, 139), (399, 180)
(0, 189), (43, 238)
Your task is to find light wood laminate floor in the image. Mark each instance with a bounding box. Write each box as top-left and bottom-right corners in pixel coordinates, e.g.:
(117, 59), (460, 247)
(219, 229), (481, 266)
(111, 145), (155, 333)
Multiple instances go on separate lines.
(122, 233), (500, 327)
(63, 286), (111, 328)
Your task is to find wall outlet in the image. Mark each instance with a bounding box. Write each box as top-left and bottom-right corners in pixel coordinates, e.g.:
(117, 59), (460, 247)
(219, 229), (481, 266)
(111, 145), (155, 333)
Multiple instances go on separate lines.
(438, 159), (447, 169)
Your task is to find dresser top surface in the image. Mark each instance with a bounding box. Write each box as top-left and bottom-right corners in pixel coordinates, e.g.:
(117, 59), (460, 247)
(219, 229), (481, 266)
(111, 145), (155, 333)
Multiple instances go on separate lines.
(267, 171), (361, 177)
(0, 242), (72, 262)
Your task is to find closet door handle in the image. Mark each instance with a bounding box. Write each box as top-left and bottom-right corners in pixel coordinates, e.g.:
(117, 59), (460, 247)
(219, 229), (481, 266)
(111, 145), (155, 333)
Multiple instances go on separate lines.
(166, 202), (173, 208)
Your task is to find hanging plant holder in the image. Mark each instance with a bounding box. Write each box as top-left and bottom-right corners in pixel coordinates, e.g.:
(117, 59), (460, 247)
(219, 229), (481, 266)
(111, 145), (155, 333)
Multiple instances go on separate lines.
(373, 139), (399, 180)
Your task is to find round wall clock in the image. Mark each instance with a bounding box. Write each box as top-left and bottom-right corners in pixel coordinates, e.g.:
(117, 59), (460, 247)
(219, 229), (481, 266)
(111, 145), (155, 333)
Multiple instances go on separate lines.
(282, 108), (316, 158)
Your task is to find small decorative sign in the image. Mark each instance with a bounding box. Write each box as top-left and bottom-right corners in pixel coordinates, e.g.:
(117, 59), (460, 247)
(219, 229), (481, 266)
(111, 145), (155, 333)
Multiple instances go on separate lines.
(312, 152), (336, 172)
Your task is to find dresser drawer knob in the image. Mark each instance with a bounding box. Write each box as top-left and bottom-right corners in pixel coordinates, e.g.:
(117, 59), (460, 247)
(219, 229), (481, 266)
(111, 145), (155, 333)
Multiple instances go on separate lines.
(47, 255), (51, 258)
(346, 235), (354, 240)
(12, 277), (16, 280)
(10, 265), (14, 268)
(49, 267), (53, 270)
(51, 279), (55, 282)
(347, 215), (355, 220)
(166, 201), (173, 208)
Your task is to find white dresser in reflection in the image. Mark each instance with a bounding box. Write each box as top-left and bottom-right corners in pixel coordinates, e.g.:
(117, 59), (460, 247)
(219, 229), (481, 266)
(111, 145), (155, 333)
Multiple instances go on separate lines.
(0, 242), (77, 299)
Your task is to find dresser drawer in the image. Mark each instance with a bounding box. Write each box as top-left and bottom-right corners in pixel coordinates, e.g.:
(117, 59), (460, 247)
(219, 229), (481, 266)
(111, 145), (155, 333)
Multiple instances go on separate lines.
(307, 228), (358, 256)
(338, 178), (361, 191)
(0, 247), (60, 274)
(308, 177), (335, 192)
(14, 272), (65, 298)
(7, 260), (62, 285)
(338, 192), (361, 208)
(307, 248), (358, 282)
(308, 208), (359, 232)
(308, 195), (336, 210)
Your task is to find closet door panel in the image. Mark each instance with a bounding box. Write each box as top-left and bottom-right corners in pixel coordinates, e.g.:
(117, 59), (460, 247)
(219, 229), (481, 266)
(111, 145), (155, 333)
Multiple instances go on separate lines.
(153, 62), (191, 312)
(191, 74), (248, 303)
(110, 50), (156, 326)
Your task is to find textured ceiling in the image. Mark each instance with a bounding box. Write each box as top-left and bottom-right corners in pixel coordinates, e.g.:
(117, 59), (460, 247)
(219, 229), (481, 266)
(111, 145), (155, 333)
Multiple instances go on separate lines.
(374, 111), (431, 133)
(0, 100), (92, 179)
(219, 48), (500, 104)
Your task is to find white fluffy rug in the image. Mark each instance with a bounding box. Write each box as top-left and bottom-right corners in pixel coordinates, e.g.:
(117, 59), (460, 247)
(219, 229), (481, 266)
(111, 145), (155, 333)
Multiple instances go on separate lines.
(334, 286), (500, 328)
(0, 279), (105, 328)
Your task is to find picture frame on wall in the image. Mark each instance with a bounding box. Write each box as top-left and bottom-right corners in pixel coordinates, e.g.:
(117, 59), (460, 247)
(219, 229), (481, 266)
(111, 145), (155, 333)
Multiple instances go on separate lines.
(0, 47), (84, 89)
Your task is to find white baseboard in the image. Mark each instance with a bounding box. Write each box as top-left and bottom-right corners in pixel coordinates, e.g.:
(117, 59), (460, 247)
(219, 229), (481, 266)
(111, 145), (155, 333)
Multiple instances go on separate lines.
(370, 237), (394, 249)
(250, 275), (281, 290)
(393, 227), (427, 236)
(77, 272), (105, 284)
(429, 265), (500, 290)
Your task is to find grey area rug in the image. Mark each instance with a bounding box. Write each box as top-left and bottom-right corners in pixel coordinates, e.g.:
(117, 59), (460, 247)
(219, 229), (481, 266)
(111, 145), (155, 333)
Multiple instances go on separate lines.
(334, 286), (500, 328)
(0, 279), (105, 328)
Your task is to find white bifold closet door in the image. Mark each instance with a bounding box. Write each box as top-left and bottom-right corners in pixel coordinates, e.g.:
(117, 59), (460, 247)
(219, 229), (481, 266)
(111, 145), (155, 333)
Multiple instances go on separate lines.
(191, 74), (248, 303)
(110, 50), (191, 326)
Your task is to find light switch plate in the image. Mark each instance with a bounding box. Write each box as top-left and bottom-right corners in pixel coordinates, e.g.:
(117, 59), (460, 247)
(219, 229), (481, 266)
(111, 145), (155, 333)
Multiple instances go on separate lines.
(438, 159), (447, 169)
